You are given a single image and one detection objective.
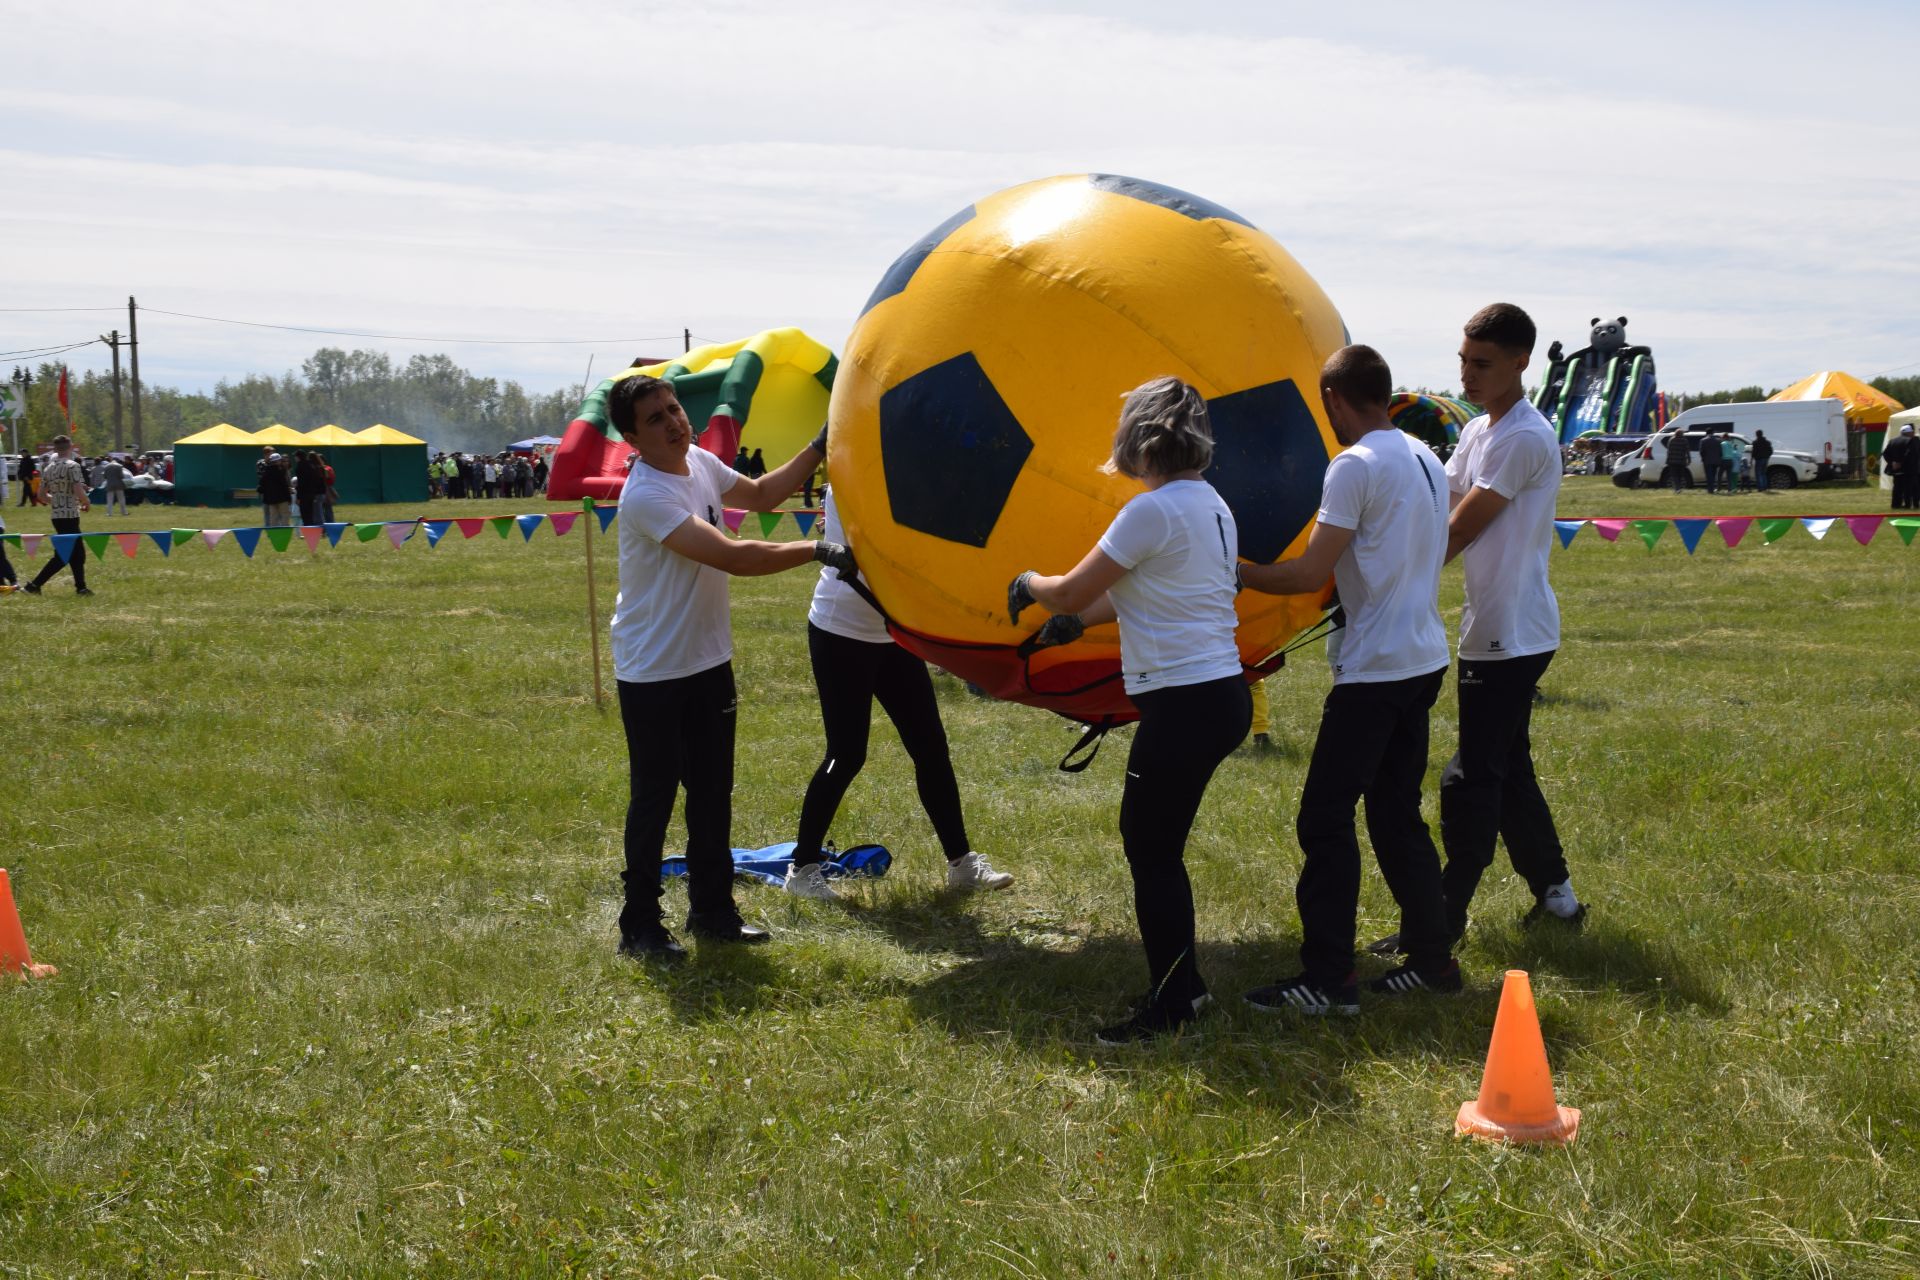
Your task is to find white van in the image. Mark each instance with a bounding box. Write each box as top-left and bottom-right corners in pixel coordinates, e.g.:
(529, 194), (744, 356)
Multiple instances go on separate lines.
(1659, 399), (1849, 480)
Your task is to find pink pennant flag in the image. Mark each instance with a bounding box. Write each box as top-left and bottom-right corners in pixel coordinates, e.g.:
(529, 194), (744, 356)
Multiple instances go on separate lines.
(1591, 518), (1630, 543)
(20, 533), (42, 560)
(548, 511), (579, 537)
(202, 529), (229, 550)
(1717, 516), (1753, 549)
(300, 525), (323, 553)
(456, 519), (485, 539)
(1844, 515), (1882, 546)
(722, 508), (747, 534)
(113, 533), (140, 558)
(385, 523), (415, 550)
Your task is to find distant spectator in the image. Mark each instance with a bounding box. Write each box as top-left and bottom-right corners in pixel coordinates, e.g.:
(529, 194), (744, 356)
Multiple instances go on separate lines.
(1751, 429), (1773, 492)
(15, 453), (33, 507)
(748, 448), (767, 478)
(258, 453), (294, 526)
(100, 456), (129, 516)
(533, 456), (549, 493)
(23, 434), (92, 596)
(296, 450), (328, 525)
(1887, 424), (1918, 511)
(1664, 433), (1690, 492)
(1699, 432), (1724, 495)
(0, 457), (13, 586)
(732, 447), (751, 474)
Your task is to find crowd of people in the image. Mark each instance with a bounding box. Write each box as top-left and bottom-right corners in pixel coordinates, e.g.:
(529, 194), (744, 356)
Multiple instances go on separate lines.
(429, 451), (547, 499)
(601, 302), (1586, 1046)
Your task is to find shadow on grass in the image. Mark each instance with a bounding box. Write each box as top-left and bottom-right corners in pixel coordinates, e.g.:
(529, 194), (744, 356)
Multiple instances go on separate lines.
(1475, 917), (1726, 1013)
(1532, 686), (1615, 713)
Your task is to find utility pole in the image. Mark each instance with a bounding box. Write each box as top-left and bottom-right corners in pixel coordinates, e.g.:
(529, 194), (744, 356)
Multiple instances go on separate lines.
(683, 327), (691, 353)
(128, 296), (144, 452)
(100, 330), (125, 450)
(7, 366), (26, 456)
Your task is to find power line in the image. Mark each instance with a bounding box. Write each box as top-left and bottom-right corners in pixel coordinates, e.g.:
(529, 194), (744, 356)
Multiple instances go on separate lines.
(1, 338), (103, 359)
(0, 307), (123, 313)
(133, 305), (684, 347)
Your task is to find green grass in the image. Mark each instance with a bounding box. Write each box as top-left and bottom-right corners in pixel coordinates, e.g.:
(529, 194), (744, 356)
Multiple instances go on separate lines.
(1, 478), (1916, 1278)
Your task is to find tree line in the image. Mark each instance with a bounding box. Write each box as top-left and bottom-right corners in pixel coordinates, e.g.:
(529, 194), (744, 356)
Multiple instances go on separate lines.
(6, 348), (583, 455)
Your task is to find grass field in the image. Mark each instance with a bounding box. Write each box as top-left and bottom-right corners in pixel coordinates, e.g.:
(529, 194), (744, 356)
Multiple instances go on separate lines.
(2, 477), (1916, 1278)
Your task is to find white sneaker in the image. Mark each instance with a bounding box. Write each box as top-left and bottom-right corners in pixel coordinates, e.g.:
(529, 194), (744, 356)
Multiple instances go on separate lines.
(783, 861), (840, 901)
(947, 851), (1013, 892)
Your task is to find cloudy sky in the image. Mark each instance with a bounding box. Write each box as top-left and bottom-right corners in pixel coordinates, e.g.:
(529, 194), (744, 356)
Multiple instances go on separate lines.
(7, 0), (1917, 406)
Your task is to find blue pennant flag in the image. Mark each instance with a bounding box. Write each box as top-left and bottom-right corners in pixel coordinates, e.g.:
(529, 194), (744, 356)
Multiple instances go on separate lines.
(423, 520), (451, 547)
(1553, 520), (1583, 549)
(516, 514), (544, 542)
(230, 527), (263, 558)
(50, 533), (79, 563)
(146, 530), (173, 557)
(593, 504), (617, 533)
(793, 511), (818, 537)
(323, 522), (350, 548)
(1672, 518), (1710, 555)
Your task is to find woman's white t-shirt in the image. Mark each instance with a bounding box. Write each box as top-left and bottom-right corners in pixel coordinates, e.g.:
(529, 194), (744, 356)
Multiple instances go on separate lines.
(1317, 428), (1451, 685)
(808, 489), (891, 644)
(610, 447), (736, 683)
(1095, 479), (1243, 696)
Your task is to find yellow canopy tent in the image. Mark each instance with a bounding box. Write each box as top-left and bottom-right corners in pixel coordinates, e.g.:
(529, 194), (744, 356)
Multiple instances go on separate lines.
(173, 423), (257, 446)
(302, 425), (365, 448)
(354, 424), (428, 503)
(173, 423), (266, 505)
(252, 424), (310, 447)
(1771, 371), (1904, 476)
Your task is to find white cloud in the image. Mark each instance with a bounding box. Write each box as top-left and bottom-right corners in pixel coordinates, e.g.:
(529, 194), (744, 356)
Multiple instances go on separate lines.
(4, 0), (1917, 413)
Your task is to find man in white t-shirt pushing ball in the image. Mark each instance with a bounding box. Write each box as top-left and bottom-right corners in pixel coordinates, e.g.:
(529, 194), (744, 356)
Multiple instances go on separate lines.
(1375, 303), (1585, 957)
(1239, 345), (1458, 1016)
(607, 373), (855, 961)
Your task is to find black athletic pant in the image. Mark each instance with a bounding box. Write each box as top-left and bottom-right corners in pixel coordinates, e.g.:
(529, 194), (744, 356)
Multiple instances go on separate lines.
(617, 663), (738, 935)
(1438, 651), (1568, 931)
(793, 623), (970, 866)
(1296, 667), (1451, 985)
(29, 517), (86, 591)
(0, 537), (13, 584)
(298, 494), (325, 526)
(1120, 675), (1251, 1008)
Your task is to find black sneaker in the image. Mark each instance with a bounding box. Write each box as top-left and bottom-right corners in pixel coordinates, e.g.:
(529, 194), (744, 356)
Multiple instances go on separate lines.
(75, 587), (94, 596)
(685, 912), (771, 945)
(617, 923), (687, 963)
(1095, 989), (1214, 1046)
(22, 582), (40, 595)
(1368, 959), (1463, 996)
(1243, 972), (1359, 1016)
(1522, 900), (1589, 932)
(1366, 918), (1466, 958)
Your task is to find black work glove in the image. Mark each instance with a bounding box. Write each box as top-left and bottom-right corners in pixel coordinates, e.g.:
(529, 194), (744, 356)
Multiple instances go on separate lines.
(808, 422), (829, 457)
(813, 540), (858, 580)
(1007, 570), (1038, 623)
(1016, 613), (1084, 658)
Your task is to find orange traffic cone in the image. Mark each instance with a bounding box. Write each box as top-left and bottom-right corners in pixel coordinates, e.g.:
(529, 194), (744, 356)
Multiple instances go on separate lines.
(1456, 969), (1577, 1144)
(0, 868), (59, 981)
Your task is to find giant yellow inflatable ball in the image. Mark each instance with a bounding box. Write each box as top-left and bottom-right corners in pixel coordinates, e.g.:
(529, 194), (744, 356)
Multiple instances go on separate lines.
(829, 173), (1346, 724)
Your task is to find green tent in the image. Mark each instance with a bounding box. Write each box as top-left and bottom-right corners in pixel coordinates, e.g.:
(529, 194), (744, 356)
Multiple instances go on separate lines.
(356, 425), (429, 504)
(302, 425), (383, 506)
(172, 424), (266, 508)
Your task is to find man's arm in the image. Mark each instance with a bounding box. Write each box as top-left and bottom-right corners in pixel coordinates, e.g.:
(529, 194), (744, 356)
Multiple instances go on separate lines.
(1445, 485), (1509, 563)
(722, 442), (825, 513)
(1238, 520), (1354, 596)
(660, 515), (817, 577)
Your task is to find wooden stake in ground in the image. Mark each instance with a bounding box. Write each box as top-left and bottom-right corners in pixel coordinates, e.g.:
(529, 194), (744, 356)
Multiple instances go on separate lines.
(582, 500), (607, 711)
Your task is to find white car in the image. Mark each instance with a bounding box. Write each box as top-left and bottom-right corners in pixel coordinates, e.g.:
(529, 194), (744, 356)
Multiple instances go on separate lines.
(1611, 430), (1819, 490)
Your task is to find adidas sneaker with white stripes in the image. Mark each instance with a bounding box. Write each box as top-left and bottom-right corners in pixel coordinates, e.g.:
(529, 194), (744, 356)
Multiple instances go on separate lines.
(1242, 973), (1360, 1017)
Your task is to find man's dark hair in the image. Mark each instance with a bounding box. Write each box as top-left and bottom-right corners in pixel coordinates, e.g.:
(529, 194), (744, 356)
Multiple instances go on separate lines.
(1463, 303), (1537, 354)
(608, 374), (671, 437)
(1320, 344), (1393, 410)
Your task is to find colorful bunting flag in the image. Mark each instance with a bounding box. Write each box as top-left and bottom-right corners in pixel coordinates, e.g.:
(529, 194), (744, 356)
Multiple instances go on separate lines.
(170, 528), (198, 551)
(1758, 518), (1795, 545)
(1799, 518), (1834, 541)
(1591, 518), (1629, 543)
(793, 511), (817, 537)
(1631, 520), (1665, 551)
(549, 512), (578, 537)
(1671, 519), (1709, 554)
(756, 511), (782, 537)
(230, 527), (263, 558)
(80, 532), (110, 557)
(265, 526), (294, 553)
(593, 504), (617, 533)
(1553, 519), (1583, 548)
(385, 522), (415, 550)
(353, 523), (383, 543)
(1845, 515), (1882, 546)
(0, 532), (15, 548)
(323, 522), (350, 548)
(50, 533), (79, 563)
(489, 516), (514, 539)
(455, 518), (484, 539)
(300, 525), (323, 553)
(1716, 517), (1753, 549)
(202, 529), (229, 550)
(1893, 517), (1920, 547)
(423, 520), (451, 547)
(113, 533), (139, 559)
(516, 514), (545, 542)
(20, 533), (42, 559)
(148, 530), (172, 556)
(722, 509), (747, 534)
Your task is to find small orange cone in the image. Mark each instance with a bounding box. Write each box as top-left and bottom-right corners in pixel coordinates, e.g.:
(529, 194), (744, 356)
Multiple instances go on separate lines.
(1456, 969), (1576, 1144)
(0, 869), (59, 981)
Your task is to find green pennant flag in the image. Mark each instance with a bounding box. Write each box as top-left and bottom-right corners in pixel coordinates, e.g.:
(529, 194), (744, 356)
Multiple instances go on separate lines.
(355, 522), (384, 542)
(490, 516), (514, 539)
(1893, 517), (1920, 547)
(581, 497), (597, 514)
(0, 532), (18, 547)
(172, 528), (199, 549)
(81, 532), (110, 557)
(1631, 519), (1665, 551)
(1758, 518), (1796, 545)
(756, 511), (783, 537)
(265, 526), (294, 553)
